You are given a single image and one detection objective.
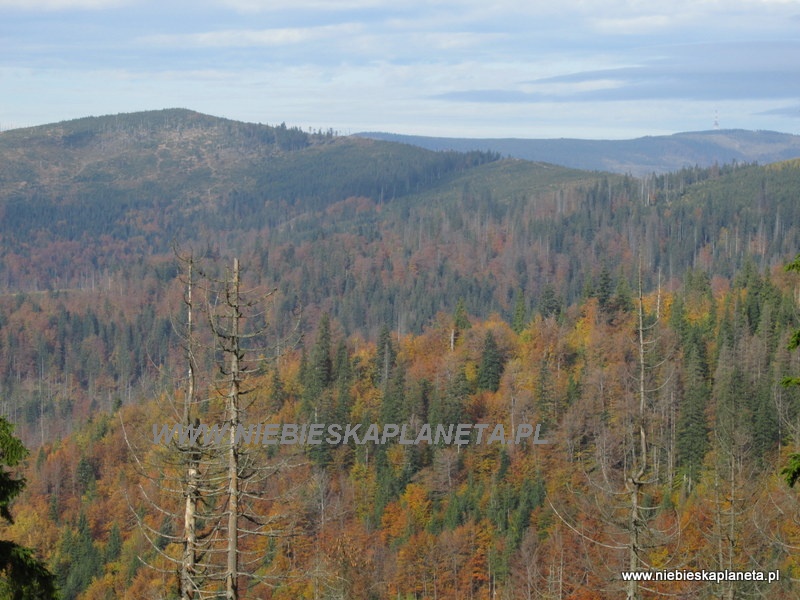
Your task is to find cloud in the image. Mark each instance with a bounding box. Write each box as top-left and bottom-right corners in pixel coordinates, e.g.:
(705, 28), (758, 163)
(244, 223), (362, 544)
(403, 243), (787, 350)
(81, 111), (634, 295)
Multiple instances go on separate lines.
(4, 0), (800, 138)
(0, 0), (129, 8)
(141, 23), (362, 48)
(758, 105), (800, 118)
(589, 14), (675, 35)
(435, 41), (800, 105)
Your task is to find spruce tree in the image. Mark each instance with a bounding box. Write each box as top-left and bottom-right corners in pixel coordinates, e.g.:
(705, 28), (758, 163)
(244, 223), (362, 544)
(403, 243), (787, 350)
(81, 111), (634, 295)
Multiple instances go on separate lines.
(595, 265), (613, 311)
(0, 416), (58, 599)
(373, 325), (396, 389)
(538, 284), (562, 319)
(511, 290), (527, 334)
(453, 299), (470, 332)
(477, 331), (503, 393)
(780, 254), (800, 486)
(676, 345), (709, 489)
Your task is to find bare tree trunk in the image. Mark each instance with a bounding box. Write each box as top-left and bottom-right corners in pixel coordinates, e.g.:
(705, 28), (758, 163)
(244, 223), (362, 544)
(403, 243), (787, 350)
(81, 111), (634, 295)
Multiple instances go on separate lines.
(181, 257), (198, 600)
(127, 253), (300, 599)
(226, 257), (241, 600)
(626, 274), (649, 600)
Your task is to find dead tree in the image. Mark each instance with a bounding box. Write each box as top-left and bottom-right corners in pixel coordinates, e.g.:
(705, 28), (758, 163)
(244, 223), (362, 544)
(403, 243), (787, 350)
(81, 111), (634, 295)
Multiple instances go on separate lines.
(626, 275), (652, 599)
(204, 256), (304, 599)
(124, 253), (302, 600)
(549, 265), (681, 598)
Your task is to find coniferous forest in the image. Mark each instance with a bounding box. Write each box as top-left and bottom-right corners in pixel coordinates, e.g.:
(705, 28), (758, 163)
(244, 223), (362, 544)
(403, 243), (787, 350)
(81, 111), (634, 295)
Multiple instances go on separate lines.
(1, 109), (800, 598)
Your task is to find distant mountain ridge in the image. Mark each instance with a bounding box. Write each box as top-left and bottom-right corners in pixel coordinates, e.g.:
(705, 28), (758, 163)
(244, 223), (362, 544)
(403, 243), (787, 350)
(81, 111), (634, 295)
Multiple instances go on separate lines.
(356, 129), (800, 175)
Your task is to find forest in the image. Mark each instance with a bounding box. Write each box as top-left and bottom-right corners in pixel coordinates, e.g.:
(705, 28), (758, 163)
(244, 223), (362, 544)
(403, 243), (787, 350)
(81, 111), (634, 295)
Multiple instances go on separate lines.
(1, 110), (800, 598)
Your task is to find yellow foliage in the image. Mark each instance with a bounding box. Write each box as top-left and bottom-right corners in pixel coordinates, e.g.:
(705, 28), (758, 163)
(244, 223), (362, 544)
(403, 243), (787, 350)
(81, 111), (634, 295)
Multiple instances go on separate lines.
(386, 443), (407, 477)
(401, 483), (431, 530)
(464, 360), (478, 384)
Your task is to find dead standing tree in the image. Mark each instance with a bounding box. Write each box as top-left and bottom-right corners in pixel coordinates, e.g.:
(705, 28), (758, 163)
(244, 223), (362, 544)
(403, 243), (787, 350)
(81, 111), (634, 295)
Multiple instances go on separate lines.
(549, 267), (681, 598)
(204, 256), (304, 599)
(125, 254), (302, 600)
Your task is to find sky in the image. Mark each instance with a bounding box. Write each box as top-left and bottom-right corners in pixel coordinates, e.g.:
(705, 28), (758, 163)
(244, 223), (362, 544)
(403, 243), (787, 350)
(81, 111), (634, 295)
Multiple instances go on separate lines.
(2, 0), (800, 139)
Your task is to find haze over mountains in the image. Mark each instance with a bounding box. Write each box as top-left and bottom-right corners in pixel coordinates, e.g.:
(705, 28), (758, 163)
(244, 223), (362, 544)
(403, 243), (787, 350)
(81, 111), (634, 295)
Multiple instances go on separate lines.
(358, 129), (800, 175)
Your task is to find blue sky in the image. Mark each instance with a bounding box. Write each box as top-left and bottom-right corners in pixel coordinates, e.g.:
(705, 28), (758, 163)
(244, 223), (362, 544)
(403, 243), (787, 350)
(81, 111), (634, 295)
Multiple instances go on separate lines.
(2, 0), (800, 138)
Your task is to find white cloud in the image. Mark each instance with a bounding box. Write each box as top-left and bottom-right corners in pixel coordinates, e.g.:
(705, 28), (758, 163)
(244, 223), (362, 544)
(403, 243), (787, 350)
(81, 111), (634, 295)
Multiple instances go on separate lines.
(213, 0), (397, 12)
(3, 0), (800, 138)
(0, 0), (130, 9)
(590, 14), (675, 35)
(141, 23), (362, 48)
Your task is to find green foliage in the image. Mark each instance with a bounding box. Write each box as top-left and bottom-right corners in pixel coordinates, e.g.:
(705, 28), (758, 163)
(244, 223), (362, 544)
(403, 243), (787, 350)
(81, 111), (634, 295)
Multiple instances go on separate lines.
(782, 453), (800, 487)
(0, 542), (59, 600)
(477, 331), (504, 393)
(453, 299), (470, 332)
(302, 313), (334, 426)
(431, 366), (470, 428)
(373, 325), (396, 390)
(781, 253), (800, 486)
(594, 265), (613, 311)
(511, 290), (527, 334)
(269, 368), (287, 413)
(55, 513), (101, 599)
(676, 345), (709, 487)
(0, 417), (58, 599)
(538, 285), (562, 319)
(6, 111), (800, 595)
(74, 456), (96, 497)
(105, 523), (122, 563)
(0, 418), (27, 524)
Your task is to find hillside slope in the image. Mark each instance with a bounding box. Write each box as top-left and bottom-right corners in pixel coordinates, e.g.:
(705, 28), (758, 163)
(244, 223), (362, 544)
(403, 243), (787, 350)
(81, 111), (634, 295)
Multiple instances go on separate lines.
(1, 110), (800, 446)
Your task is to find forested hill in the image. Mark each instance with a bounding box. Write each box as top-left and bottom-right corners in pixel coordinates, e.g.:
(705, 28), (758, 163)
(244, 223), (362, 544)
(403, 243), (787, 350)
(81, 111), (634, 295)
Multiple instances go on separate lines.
(1, 109), (800, 442)
(358, 129), (800, 175)
(0, 109), (498, 289)
(3, 110), (800, 599)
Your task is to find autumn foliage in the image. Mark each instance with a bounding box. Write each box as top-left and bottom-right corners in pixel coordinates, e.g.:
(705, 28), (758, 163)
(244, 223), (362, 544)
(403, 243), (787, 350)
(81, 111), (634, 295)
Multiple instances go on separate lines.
(0, 257), (798, 599)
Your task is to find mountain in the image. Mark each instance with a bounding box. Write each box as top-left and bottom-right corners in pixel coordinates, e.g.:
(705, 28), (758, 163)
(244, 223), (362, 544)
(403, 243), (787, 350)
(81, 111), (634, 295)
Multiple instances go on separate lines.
(356, 129), (800, 175)
(0, 108), (501, 290)
(3, 110), (800, 599)
(2, 109), (799, 338)
(2, 108), (800, 444)
(3, 109), (799, 327)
